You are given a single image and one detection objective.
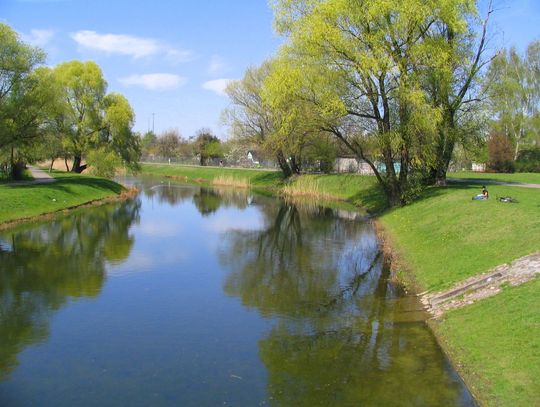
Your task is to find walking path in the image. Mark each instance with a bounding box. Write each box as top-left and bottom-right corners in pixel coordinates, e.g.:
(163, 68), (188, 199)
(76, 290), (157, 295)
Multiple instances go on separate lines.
(449, 178), (540, 189)
(7, 166), (56, 186)
(421, 253), (540, 317)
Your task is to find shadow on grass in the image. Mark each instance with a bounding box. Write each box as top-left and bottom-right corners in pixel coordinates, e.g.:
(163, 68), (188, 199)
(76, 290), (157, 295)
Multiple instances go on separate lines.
(5, 175), (123, 194)
(354, 182), (483, 215)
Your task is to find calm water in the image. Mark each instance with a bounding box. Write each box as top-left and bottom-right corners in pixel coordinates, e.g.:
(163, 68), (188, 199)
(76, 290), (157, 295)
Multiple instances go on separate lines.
(0, 177), (475, 406)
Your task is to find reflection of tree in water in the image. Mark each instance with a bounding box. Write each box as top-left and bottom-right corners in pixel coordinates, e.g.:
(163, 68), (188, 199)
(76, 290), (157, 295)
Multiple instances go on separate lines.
(219, 203), (470, 406)
(137, 178), (253, 215)
(0, 199), (140, 380)
(221, 203), (379, 318)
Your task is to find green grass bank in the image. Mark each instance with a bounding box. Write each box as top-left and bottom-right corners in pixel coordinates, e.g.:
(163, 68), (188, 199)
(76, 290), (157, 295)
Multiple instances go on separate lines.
(0, 171), (125, 225)
(141, 163), (540, 406)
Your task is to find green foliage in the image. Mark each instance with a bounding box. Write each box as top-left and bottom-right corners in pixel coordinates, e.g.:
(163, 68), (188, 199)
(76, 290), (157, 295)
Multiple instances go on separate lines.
(486, 41), (540, 160)
(86, 148), (121, 178)
(265, 0), (487, 204)
(193, 128), (221, 165)
(515, 146), (540, 173)
(53, 61), (139, 173)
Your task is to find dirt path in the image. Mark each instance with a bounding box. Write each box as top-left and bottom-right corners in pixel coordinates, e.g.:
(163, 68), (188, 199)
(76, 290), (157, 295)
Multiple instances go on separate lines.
(8, 166), (56, 186)
(449, 178), (540, 189)
(421, 253), (540, 317)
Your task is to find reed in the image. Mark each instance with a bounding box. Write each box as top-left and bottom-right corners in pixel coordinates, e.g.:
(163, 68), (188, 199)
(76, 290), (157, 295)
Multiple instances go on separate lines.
(211, 175), (250, 188)
(281, 176), (336, 201)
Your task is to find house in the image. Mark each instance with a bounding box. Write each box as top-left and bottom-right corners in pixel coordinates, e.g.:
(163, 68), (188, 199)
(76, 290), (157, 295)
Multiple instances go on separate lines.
(247, 150), (260, 165)
(334, 157), (375, 175)
(471, 162), (486, 172)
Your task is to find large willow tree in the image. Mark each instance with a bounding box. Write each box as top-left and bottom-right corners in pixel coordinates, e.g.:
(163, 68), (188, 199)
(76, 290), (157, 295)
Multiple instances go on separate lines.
(266, 0), (489, 205)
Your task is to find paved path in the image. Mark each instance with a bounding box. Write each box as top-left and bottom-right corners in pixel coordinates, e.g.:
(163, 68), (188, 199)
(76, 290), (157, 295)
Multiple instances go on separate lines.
(448, 178), (540, 189)
(422, 253), (540, 317)
(7, 166), (56, 186)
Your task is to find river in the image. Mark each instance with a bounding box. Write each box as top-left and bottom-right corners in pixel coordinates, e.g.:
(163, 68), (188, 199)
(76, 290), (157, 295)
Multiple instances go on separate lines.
(0, 177), (475, 406)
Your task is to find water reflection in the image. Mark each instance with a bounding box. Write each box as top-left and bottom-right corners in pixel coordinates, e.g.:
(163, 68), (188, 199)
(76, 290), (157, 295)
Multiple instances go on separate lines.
(220, 202), (474, 406)
(0, 199), (140, 380)
(0, 181), (474, 406)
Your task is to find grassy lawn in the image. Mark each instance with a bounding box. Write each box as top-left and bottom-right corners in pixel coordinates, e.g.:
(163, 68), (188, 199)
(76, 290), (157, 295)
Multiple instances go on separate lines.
(0, 171), (124, 224)
(448, 171), (540, 185)
(380, 182), (540, 292)
(141, 163), (283, 187)
(434, 277), (540, 407)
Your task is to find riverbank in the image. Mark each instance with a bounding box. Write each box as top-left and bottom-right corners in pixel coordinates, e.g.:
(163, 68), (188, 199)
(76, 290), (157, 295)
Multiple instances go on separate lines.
(141, 163), (539, 406)
(0, 171), (131, 228)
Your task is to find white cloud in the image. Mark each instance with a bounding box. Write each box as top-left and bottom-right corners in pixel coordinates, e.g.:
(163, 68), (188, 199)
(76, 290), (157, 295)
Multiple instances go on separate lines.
(71, 30), (193, 61)
(207, 55), (226, 75)
(119, 74), (187, 91)
(202, 78), (234, 96)
(21, 29), (55, 47)
(165, 49), (194, 64)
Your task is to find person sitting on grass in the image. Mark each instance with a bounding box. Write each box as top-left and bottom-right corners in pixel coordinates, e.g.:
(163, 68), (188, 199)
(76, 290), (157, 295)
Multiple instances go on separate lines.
(472, 186), (489, 200)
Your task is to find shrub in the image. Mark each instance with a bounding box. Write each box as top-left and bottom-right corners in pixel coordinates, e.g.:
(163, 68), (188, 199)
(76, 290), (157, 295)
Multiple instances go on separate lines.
(515, 146), (540, 172)
(86, 148), (121, 178)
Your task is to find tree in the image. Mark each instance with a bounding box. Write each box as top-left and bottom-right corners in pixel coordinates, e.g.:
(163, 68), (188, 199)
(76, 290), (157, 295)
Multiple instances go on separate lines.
(225, 61), (317, 176)
(192, 128), (221, 166)
(140, 131), (157, 156)
(267, 0), (490, 205)
(155, 129), (182, 158)
(423, 1), (493, 185)
(487, 129), (514, 173)
(53, 61), (140, 173)
(486, 41), (540, 161)
(0, 24), (49, 178)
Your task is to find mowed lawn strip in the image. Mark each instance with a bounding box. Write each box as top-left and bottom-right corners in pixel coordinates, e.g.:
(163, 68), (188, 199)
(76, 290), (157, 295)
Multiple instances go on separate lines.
(380, 183), (540, 292)
(0, 171), (124, 223)
(433, 277), (540, 407)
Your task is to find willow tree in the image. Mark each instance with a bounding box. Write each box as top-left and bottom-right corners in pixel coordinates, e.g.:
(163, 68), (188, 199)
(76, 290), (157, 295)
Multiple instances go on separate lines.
(224, 60), (324, 177)
(54, 61), (140, 173)
(268, 0), (486, 205)
(0, 23), (49, 178)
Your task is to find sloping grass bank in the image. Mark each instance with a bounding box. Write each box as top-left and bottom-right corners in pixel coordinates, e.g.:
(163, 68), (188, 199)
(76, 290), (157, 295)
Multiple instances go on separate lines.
(434, 278), (540, 407)
(141, 163), (539, 405)
(0, 171), (125, 225)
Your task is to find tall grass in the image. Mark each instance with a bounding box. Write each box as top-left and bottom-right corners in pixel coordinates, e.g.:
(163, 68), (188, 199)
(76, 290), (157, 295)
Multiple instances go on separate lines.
(281, 176), (337, 201)
(211, 175), (250, 188)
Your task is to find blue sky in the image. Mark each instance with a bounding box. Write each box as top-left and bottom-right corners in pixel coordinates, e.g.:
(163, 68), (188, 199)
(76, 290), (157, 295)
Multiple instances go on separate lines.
(1, 0), (539, 139)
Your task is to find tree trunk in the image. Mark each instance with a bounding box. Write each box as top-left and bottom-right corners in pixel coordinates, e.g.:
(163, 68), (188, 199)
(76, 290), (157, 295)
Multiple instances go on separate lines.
(49, 158), (55, 173)
(71, 155), (87, 173)
(276, 151), (292, 178)
(290, 155), (301, 174)
(64, 157), (70, 172)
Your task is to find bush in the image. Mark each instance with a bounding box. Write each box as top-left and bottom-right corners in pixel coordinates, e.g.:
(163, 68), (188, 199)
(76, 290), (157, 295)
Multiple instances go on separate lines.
(515, 147), (540, 172)
(86, 148), (121, 178)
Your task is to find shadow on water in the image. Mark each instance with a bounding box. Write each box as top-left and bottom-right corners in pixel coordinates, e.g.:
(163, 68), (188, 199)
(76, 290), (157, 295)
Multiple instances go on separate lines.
(219, 200), (476, 406)
(0, 199), (140, 380)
